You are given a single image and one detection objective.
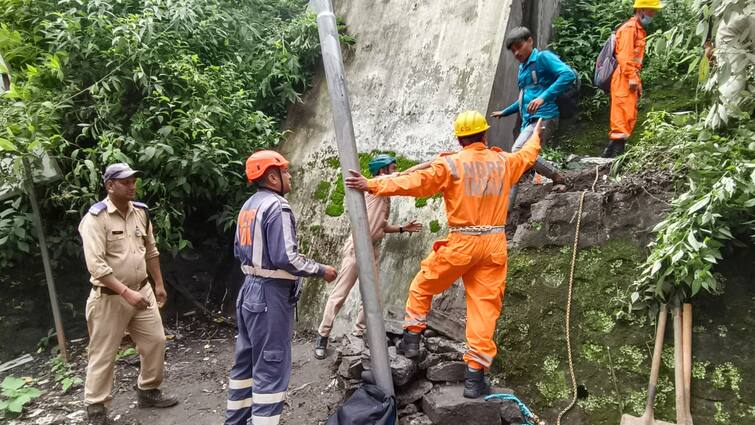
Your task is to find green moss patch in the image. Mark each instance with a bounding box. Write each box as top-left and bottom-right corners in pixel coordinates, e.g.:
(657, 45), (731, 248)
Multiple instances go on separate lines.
(429, 220), (441, 233)
(314, 180), (331, 202)
(319, 152), (420, 216)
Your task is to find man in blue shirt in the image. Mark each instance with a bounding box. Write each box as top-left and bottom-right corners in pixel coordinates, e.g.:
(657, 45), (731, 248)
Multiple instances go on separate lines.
(491, 27), (575, 212)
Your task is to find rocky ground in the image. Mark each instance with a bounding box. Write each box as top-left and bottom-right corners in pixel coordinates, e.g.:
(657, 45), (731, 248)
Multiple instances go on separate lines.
(2, 312), (539, 425)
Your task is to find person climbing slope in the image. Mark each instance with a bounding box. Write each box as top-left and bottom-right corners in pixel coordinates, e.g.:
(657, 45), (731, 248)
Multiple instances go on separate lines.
(491, 26), (575, 211)
(225, 150), (337, 425)
(602, 0), (663, 157)
(344, 111), (543, 399)
(315, 154), (422, 359)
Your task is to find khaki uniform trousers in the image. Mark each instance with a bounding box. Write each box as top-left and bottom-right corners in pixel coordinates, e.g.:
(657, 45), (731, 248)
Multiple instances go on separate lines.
(318, 242), (381, 337)
(84, 283), (166, 405)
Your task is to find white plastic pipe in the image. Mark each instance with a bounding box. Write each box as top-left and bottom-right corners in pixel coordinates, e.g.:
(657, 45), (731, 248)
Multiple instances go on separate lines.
(310, 0), (394, 396)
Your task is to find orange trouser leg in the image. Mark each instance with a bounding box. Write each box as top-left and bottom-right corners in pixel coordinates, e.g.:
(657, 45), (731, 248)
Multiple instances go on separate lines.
(609, 84), (639, 141)
(403, 240), (472, 333)
(461, 250), (507, 370)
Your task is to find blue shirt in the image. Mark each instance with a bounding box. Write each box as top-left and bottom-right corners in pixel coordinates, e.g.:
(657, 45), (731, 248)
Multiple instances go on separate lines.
(500, 48), (576, 130)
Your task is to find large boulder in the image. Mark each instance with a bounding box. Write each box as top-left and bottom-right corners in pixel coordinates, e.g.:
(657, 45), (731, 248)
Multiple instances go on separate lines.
(422, 385), (502, 425)
(337, 355), (363, 380)
(426, 361), (466, 383)
(389, 346), (417, 386)
(424, 337), (466, 356)
(401, 412), (434, 425)
(396, 379), (434, 408)
(419, 351), (463, 370)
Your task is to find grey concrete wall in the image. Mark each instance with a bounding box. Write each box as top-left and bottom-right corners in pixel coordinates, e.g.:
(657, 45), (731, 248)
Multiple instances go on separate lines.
(280, 0), (559, 335)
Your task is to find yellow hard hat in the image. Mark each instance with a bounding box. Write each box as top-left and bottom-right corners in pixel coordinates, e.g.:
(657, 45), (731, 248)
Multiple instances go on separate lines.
(454, 110), (490, 137)
(633, 0), (663, 9)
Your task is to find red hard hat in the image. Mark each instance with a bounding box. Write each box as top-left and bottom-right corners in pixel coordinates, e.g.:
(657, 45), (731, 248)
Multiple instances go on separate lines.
(245, 150), (289, 182)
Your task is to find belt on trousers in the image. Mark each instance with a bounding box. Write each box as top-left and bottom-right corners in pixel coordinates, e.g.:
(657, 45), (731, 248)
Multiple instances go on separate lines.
(96, 278), (149, 295)
(449, 225), (506, 235)
(241, 265), (297, 281)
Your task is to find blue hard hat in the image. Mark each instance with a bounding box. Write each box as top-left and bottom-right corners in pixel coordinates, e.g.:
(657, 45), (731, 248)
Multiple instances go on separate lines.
(368, 154), (397, 176)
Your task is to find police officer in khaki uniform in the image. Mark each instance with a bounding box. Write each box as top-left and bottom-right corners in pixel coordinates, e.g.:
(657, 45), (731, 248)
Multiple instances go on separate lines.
(79, 163), (177, 424)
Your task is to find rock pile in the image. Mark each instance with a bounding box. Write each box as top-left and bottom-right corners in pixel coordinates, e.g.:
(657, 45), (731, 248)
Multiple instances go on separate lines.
(330, 326), (530, 425)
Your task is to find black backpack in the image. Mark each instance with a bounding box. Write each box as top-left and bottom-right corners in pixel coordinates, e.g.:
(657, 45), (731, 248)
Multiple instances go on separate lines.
(326, 384), (396, 425)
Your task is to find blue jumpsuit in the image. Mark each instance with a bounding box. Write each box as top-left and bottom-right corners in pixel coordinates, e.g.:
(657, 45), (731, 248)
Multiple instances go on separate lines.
(225, 189), (325, 425)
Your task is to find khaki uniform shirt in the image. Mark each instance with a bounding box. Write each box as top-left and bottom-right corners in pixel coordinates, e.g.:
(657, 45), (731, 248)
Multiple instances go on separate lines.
(78, 197), (159, 288)
(342, 191), (391, 254)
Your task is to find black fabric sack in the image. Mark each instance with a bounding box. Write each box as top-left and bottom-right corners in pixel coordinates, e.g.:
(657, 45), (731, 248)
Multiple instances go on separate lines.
(326, 383), (396, 425)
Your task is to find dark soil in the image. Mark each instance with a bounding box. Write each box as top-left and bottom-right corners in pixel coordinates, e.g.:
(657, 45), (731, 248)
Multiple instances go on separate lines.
(2, 320), (345, 425)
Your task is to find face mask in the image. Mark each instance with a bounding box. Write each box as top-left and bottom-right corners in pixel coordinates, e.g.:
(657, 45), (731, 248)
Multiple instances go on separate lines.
(639, 14), (653, 27)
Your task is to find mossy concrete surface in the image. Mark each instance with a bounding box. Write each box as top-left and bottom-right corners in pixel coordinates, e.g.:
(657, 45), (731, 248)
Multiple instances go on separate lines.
(493, 241), (754, 424)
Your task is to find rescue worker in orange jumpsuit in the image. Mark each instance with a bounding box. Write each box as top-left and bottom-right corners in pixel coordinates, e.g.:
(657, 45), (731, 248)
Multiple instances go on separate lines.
(602, 0), (662, 158)
(345, 111), (543, 398)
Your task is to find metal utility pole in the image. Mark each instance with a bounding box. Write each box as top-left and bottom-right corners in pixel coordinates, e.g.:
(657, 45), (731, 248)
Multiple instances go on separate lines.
(22, 156), (68, 362)
(311, 0), (394, 395)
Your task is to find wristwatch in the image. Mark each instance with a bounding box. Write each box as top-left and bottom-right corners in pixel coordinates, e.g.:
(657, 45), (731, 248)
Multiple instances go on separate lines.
(399, 226), (404, 233)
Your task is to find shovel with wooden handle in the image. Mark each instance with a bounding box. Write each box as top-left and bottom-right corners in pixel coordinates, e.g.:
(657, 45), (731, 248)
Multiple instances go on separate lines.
(620, 304), (674, 425)
(673, 306), (692, 425)
(682, 303), (693, 424)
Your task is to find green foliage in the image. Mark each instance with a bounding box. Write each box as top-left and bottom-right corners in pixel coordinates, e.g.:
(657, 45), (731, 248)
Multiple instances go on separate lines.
(429, 219), (441, 233)
(0, 376), (40, 417)
(50, 355), (82, 394)
(540, 146), (568, 169)
(622, 112), (755, 310)
(0, 0), (329, 266)
(693, 0), (754, 128)
(116, 346), (138, 360)
(551, 0), (699, 119)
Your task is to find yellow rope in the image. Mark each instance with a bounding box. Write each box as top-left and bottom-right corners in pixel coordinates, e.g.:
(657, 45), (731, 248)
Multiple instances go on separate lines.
(556, 166), (600, 425)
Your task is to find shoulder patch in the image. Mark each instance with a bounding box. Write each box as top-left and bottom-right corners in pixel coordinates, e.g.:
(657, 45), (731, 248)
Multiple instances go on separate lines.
(88, 201), (107, 216)
(132, 201), (149, 210)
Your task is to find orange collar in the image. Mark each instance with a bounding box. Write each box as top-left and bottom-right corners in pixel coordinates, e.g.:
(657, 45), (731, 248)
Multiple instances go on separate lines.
(462, 142), (487, 151)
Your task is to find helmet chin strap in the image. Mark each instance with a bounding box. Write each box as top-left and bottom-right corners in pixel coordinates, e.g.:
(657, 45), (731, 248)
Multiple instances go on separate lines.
(275, 167), (285, 196)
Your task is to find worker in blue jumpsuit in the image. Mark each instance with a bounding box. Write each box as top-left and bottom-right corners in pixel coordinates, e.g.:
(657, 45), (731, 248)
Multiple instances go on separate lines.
(225, 150), (338, 425)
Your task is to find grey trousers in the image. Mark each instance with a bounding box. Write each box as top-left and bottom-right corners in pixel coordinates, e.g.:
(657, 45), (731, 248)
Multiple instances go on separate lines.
(508, 118), (560, 213)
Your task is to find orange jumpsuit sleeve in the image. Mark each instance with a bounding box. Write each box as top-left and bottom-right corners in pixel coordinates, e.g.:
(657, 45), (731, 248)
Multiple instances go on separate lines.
(366, 158), (450, 198)
(616, 23), (642, 86)
(504, 131), (541, 183)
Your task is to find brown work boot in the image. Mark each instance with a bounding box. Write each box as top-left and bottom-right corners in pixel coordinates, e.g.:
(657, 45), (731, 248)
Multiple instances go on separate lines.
(136, 387), (179, 408)
(86, 403), (110, 425)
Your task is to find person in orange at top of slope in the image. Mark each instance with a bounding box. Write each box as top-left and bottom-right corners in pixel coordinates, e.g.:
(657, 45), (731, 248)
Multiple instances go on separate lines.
(602, 0), (663, 158)
(344, 110), (543, 399)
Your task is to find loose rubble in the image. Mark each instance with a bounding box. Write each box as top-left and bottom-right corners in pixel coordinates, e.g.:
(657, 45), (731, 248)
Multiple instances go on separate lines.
(331, 326), (534, 425)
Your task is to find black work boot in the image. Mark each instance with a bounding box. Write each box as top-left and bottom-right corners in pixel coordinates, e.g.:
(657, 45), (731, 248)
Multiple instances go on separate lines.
(463, 367), (491, 399)
(86, 403), (110, 425)
(397, 330), (421, 359)
(314, 334), (328, 359)
(613, 140), (626, 156)
(601, 141), (616, 158)
(136, 387), (178, 408)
